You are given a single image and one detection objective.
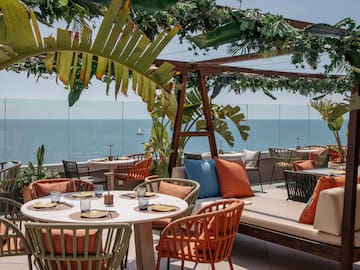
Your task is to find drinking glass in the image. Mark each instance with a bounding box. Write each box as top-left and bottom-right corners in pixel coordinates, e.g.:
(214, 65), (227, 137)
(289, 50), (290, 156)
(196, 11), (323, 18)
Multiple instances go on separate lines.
(50, 191), (60, 203)
(138, 196), (149, 210)
(137, 187), (146, 197)
(94, 185), (103, 196)
(80, 199), (91, 212)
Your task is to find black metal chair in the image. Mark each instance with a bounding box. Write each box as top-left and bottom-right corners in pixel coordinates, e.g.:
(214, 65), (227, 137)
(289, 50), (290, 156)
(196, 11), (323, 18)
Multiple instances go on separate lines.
(62, 160), (106, 186)
(284, 170), (319, 202)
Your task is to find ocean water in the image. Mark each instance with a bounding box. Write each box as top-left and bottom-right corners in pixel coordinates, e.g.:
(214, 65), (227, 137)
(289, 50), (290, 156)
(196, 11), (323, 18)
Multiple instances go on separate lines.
(0, 119), (348, 164)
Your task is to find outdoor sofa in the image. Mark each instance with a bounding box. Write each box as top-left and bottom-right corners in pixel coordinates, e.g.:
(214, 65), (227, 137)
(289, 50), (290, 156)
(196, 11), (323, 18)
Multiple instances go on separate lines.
(171, 165), (360, 263)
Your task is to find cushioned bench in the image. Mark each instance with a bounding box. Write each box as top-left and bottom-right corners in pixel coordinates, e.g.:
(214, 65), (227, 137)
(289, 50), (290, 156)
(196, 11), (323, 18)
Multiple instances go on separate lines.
(172, 166), (360, 263)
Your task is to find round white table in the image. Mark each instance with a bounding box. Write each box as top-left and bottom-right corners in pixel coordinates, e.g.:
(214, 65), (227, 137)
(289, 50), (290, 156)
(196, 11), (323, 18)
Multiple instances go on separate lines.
(21, 190), (188, 270)
(88, 158), (136, 189)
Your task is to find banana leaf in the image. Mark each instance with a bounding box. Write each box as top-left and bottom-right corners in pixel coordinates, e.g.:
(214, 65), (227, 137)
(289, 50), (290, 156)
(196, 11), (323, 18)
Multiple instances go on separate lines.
(0, 0), (179, 122)
(191, 22), (242, 49)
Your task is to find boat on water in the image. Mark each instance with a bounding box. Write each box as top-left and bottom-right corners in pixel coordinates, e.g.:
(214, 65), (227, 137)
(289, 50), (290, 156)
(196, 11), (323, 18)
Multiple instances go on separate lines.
(136, 127), (144, 135)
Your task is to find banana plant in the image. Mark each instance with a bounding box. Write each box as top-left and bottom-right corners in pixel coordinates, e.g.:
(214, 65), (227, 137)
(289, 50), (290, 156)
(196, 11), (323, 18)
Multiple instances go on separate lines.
(0, 0), (179, 118)
(310, 99), (348, 162)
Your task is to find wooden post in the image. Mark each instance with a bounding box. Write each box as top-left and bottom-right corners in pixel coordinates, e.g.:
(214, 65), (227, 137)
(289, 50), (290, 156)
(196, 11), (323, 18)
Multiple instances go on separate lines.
(198, 71), (218, 158)
(340, 83), (360, 270)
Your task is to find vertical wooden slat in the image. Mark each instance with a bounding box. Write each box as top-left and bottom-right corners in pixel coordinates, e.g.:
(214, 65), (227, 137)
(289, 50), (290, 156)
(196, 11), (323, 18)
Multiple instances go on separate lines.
(341, 82), (360, 270)
(198, 71), (218, 158)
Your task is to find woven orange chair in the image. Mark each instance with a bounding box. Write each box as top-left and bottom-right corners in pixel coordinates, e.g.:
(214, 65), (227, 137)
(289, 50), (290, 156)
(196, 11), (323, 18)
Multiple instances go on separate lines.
(156, 199), (244, 270)
(29, 178), (94, 199)
(113, 157), (152, 190)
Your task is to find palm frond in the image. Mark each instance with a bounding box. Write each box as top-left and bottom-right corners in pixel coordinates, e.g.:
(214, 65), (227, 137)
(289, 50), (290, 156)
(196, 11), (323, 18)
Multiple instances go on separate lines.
(0, 0), (179, 118)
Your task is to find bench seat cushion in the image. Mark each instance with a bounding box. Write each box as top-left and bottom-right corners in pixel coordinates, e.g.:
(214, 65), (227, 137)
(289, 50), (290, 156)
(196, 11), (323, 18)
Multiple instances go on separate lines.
(314, 186), (360, 235)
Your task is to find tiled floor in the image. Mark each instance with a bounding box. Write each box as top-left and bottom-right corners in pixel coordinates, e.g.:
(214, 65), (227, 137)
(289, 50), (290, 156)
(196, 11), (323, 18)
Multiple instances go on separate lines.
(2, 231), (360, 270)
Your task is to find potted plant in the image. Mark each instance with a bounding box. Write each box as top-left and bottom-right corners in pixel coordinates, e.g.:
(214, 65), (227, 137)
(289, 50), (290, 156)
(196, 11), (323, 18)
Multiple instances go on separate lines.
(16, 144), (59, 202)
(310, 99), (348, 168)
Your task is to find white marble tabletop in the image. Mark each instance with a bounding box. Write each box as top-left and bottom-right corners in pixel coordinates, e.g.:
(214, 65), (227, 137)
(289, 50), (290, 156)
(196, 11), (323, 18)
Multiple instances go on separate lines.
(21, 190), (188, 270)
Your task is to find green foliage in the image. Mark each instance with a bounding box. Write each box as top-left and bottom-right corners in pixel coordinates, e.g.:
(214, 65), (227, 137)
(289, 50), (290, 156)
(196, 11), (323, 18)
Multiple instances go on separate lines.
(310, 99), (348, 162)
(16, 144), (59, 188)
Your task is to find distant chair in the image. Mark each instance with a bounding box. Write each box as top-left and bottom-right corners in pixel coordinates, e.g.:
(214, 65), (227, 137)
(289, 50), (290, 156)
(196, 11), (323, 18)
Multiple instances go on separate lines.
(268, 147), (302, 184)
(29, 178), (94, 199)
(127, 153), (146, 161)
(0, 161), (21, 199)
(243, 149), (263, 192)
(183, 152), (203, 160)
(314, 148), (329, 168)
(156, 199), (244, 270)
(114, 157), (152, 190)
(25, 222), (132, 270)
(62, 160), (106, 186)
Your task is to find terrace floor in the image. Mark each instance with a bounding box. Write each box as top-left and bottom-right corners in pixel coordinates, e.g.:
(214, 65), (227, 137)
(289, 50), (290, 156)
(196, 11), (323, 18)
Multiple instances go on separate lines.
(2, 184), (360, 270)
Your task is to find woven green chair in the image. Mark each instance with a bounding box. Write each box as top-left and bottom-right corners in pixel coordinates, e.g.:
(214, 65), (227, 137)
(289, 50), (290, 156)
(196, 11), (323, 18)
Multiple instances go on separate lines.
(134, 178), (200, 225)
(0, 161), (21, 200)
(25, 222), (132, 270)
(268, 147), (303, 184)
(0, 216), (33, 269)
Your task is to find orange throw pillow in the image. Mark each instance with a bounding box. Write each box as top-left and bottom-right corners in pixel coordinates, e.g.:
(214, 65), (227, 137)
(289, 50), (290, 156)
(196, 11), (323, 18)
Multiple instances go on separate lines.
(214, 158), (254, 198)
(293, 160), (315, 171)
(159, 181), (194, 199)
(298, 175), (345, 224)
(34, 179), (70, 197)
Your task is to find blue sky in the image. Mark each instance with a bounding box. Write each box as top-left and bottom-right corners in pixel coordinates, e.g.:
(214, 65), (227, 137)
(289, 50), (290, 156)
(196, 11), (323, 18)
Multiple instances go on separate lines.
(0, 0), (358, 107)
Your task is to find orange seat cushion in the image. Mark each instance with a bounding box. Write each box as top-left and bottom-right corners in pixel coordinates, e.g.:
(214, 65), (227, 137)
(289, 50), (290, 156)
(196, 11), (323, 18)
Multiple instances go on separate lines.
(214, 158), (254, 198)
(293, 160), (315, 171)
(159, 181), (194, 199)
(33, 179), (70, 197)
(299, 175), (346, 224)
(152, 217), (172, 229)
(43, 229), (104, 270)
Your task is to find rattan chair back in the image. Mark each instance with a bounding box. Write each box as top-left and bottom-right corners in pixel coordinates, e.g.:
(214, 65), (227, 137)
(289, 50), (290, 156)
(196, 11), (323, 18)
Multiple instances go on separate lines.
(29, 178), (94, 199)
(25, 222), (132, 270)
(0, 161), (21, 199)
(0, 216), (32, 269)
(268, 147), (302, 183)
(134, 177), (200, 218)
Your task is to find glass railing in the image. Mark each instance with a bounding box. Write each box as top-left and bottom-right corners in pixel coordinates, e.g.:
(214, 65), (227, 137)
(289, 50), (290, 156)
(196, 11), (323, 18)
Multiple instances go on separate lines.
(0, 99), (349, 164)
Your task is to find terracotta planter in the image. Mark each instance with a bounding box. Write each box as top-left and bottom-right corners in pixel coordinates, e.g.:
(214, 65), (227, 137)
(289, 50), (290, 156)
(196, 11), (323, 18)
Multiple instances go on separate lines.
(22, 186), (32, 202)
